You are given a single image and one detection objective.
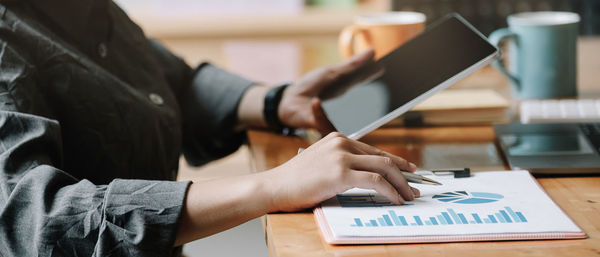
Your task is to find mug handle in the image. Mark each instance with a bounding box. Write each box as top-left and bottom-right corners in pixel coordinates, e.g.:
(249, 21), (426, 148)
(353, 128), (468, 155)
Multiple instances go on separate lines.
(338, 25), (370, 59)
(488, 28), (520, 90)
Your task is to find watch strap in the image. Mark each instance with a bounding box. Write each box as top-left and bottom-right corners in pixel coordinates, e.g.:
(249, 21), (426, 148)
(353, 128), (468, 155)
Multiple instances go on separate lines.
(263, 83), (289, 132)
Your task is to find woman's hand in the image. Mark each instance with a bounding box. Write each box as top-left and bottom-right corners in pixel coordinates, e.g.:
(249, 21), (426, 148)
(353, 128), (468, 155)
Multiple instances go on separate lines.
(176, 132), (419, 245)
(277, 49), (383, 135)
(262, 132), (420, 212)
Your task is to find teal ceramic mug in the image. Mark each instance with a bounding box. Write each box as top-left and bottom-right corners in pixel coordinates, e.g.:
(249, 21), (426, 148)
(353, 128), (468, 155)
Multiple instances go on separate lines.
(489, 12), (580, 99)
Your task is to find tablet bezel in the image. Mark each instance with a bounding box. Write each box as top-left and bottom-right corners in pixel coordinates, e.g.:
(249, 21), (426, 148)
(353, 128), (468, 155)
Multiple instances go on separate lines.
(344, 14), (500, 140)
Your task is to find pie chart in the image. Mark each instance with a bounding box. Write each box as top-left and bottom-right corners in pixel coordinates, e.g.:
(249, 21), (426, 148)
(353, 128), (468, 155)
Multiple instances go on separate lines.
(432, 191), (504, 204)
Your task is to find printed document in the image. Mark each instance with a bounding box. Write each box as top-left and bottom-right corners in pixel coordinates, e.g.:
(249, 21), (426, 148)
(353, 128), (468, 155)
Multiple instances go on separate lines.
(316, 170), (585, 244)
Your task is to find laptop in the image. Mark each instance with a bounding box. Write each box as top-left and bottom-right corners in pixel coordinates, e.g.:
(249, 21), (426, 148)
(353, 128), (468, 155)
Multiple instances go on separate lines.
(494, 123), (600, 174)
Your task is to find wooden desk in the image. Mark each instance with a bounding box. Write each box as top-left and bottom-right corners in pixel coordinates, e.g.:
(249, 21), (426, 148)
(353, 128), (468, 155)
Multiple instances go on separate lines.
(163, 31), (599, 255)
(247, 127), (600, 257)
(243, 37), (600, 257)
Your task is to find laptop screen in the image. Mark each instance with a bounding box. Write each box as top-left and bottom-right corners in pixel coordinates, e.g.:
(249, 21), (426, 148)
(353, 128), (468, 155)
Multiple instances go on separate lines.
(500, 133), (595, 156)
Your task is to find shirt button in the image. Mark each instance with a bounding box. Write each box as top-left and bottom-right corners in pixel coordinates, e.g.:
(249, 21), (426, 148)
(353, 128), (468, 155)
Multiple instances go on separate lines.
(98, 42), (108, 58)
(148, 93), (164, 105)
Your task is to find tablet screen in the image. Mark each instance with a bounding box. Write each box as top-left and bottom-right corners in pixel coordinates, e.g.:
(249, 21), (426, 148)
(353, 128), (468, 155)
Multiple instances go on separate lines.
(322, 14), (498, 139)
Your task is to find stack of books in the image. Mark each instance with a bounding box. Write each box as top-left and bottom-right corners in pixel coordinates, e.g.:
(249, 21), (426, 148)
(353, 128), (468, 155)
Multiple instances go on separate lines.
(387, 88), (510, 127)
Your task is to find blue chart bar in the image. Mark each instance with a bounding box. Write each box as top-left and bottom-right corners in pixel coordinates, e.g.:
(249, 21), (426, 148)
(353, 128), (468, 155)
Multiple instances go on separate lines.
(505, 207), (521, 222)
(442, 212), (454, 225)
(437, 215), (447, 225)
(351, 206), (526, 228)
(472, 214), (482, 224)
(414, 216), (423, 226)
(457, 213), (468, 224)
(500, 210), (512, 223)
(430, 217), (439, 225)
(496, 213), (506, 223)
(448, 209), (462, 224)
(383, 215), (393, 226)
(389, 211), (401, 226)
(517, 212), (528, 222)
(399, 216), (408, 226)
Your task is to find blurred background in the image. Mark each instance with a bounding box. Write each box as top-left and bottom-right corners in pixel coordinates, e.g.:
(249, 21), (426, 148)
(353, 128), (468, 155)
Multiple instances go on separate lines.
(392, 0), (599, 35)
(112, 1), (598, 256)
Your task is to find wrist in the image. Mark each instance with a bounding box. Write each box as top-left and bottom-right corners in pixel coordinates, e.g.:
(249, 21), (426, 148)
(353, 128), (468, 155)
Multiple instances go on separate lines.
(254, 170), (281, 213)
(237, 85), (269, 129)
(176, 174), (275, 245)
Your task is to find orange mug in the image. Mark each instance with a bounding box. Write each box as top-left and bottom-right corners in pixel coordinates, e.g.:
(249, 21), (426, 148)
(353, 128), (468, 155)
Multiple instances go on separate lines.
(339, 12), (426, 60)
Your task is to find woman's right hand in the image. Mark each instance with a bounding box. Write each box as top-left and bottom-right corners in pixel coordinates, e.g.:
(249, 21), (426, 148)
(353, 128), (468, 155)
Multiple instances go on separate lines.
(176, 132), (420, 245)
(261, 132), (420, 213)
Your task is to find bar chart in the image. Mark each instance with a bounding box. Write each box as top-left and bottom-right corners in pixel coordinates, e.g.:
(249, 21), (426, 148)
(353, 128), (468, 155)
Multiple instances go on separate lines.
(350, 207), (528, 227)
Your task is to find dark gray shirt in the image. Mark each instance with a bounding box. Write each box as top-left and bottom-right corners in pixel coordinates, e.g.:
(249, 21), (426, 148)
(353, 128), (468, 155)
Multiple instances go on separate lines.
(0, 0), (254, 256)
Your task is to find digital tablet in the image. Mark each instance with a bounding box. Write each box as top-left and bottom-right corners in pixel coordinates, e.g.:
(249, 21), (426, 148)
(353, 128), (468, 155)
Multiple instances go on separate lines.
(322, 14), (499, 139)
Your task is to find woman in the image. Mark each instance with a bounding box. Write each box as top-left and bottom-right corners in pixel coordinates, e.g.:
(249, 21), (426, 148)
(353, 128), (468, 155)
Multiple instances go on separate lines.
(0, 0), (419, 256)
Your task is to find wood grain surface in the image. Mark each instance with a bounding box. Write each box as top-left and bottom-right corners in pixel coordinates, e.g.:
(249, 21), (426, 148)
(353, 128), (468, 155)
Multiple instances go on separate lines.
(248, 127), (600, 257)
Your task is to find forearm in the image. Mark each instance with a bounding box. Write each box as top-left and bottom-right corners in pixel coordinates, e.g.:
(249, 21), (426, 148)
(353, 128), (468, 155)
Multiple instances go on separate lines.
(175, 172), (273, 246)
(236, 84), (269, 129)
(175, 132), (421, 246)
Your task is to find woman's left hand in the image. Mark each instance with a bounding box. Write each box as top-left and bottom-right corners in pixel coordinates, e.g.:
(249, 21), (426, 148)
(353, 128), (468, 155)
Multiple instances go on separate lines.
(278, 48), (382, 135)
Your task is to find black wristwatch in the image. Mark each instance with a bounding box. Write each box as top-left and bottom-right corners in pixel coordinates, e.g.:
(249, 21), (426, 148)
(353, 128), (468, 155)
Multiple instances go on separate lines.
(263, 83), (290, 133)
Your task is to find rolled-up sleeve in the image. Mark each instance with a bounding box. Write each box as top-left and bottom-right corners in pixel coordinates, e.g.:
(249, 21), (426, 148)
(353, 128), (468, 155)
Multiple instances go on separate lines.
(0, 111), (191, 257)
(179, 63), (254, 166)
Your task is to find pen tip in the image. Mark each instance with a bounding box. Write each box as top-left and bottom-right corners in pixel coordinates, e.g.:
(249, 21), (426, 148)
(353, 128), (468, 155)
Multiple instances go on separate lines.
(422, 177), (443, 185)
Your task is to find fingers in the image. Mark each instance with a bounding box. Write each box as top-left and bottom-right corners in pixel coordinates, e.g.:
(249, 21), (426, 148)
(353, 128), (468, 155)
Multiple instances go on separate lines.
(333, 48), (375, 73)
(350, 139), (417, 172)
(334, 62), (385, 94)
(318, 49), (380, 100)
(346, 169), (404, 205)
(310, 98), (336, 135)
(411, 186), (421, 198)
(314, 133), (419, 203)
(349, 155), (414, 201)
(320, 133), (416, 173)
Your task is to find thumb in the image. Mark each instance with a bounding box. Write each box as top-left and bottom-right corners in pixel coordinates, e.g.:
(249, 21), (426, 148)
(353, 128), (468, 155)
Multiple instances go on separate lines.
(334, 48), (375, 74)
(311, 98), (336, 135)
(319, 48), (377, 100)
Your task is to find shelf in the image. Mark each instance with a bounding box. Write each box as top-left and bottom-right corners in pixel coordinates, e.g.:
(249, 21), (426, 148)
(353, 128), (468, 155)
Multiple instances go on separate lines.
(119, 1), (390, 39)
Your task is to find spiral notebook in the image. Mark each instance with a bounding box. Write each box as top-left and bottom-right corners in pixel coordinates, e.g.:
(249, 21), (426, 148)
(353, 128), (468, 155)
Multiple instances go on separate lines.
(314, 170), (586, 244)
